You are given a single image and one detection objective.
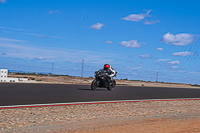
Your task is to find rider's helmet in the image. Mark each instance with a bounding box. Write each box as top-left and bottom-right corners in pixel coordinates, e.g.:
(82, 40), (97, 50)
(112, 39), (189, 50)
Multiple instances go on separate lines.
(104, 64), (110, 70)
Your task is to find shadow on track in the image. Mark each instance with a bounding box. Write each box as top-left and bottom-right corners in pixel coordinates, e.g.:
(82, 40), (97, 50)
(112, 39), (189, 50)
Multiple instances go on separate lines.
(77, 88), (108, 91)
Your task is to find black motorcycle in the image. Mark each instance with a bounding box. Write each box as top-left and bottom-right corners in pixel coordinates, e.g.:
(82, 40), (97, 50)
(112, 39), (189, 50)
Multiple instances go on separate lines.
(91, 70), (117, 90)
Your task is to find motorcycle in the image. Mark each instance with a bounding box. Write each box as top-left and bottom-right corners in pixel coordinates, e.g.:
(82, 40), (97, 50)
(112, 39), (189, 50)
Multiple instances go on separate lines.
(91, 70), (117, 90)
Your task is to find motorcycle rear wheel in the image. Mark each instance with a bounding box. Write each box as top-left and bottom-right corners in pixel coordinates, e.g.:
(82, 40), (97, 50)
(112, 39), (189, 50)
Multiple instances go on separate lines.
(91, 79), (97, 90)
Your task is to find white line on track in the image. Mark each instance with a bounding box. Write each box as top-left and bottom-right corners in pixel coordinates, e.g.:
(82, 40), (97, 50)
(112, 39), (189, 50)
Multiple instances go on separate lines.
(1, 98), (200, 109)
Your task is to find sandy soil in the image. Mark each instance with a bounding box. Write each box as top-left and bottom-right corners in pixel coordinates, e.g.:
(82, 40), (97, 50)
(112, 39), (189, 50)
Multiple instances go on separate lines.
(90, 118), (200, 133)
(11, 117), (200, 133)
(53, 118), (200, 133)
(1, 100), (200, 133)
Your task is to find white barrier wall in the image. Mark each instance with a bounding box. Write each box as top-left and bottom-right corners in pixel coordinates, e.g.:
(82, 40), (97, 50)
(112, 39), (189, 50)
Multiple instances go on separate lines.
(0, 69), (8, 78)
(0, 69), (19, 82)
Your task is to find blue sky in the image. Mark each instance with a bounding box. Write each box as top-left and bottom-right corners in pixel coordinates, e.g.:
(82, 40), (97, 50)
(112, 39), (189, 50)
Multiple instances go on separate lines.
(0, 0), (200, 84)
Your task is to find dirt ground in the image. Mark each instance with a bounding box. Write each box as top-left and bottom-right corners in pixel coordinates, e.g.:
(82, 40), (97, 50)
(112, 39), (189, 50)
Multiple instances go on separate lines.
(53, 118), (200, 133)
(5, 112), (200, 133)
(95, 118), (200, 133)
(2, 99), (200, 133)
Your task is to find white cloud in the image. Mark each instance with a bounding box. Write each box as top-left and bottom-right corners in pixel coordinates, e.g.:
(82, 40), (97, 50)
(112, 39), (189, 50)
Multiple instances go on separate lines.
(0, 37), (117, 64)
(171, 66), (178, 69)
(49, 10), (59, 14)
(161, 32), (196, 46)
(156, 59), (171, 62)
(132, 72), (138, 75)
(0, 37), (27, 43)
(122, 10), (151, 22)
(23, 33), (66, 39)
(0, 26), (66, 39)
(126, 66), (141, 70)
(104, 40), (113, 44)
(0, 26), (26, 31)
(34, 57), (46, 60)
(119, 40), (145, 48)
(0, 0), (6, 3)
(171, 51), (193, 56)
(144, 20), (160, 25)
(140, 54), (151, 58)
(188, 71), (200, 75)
(167, 60), (180, 65)
(89, 23), (104, 30)
(157, 48), (164, 51)
(36, 36), (49, 38)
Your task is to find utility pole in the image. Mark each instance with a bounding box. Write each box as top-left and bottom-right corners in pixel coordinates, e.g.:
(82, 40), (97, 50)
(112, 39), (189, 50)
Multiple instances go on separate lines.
(81, 59), (84, 78)
(52, 63), (54, 75)
(156, 72), (158, 82)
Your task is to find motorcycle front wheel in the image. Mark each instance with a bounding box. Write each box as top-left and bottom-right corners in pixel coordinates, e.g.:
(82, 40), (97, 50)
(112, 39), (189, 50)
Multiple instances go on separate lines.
(107, 80), (116, 91)
(91, 79), (97, 90)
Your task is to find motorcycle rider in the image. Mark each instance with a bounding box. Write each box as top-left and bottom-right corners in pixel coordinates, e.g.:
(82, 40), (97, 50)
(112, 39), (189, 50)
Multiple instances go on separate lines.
(101, 64), (116, 85)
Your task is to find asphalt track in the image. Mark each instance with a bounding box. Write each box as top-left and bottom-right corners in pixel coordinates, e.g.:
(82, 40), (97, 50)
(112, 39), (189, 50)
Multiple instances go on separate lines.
(0, 83), (200, 107)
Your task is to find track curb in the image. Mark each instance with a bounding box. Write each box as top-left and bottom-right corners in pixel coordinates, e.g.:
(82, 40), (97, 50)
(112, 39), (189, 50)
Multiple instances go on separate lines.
(1, 98), (200, 110)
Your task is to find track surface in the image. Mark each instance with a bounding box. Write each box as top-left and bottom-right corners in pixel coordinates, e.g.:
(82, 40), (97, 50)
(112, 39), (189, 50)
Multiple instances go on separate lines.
(1, 83), (200, 106)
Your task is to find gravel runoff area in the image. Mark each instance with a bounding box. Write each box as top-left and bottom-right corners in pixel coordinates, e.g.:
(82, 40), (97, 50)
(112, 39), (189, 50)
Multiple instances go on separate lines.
(1, 99), (200, 133)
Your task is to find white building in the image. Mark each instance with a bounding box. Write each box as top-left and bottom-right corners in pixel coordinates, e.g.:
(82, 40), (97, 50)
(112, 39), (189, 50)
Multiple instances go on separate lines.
(0, 69), (19, 82)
